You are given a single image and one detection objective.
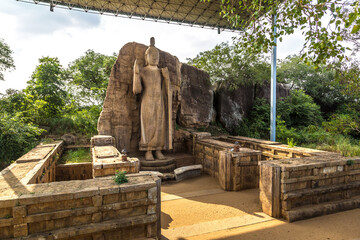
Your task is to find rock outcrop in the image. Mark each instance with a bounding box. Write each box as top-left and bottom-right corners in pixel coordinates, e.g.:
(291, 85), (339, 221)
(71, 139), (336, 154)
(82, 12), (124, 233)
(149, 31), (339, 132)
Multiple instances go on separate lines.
(215, 84), (255, 133)
(255, 81), (290, 101)
(97, 42), (214, 154)
(178, 64), (214, 128)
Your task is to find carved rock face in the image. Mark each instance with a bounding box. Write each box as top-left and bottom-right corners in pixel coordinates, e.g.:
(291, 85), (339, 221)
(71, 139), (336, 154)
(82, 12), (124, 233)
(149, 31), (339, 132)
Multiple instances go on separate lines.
(145, 47), (160, 66)
(98, 42), (182, 153)
(97, 42), (214, 153)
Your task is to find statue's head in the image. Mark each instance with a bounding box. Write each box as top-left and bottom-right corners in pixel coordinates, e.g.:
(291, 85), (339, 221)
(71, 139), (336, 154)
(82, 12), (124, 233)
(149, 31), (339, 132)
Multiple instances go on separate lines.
(145, 37), (159, 66)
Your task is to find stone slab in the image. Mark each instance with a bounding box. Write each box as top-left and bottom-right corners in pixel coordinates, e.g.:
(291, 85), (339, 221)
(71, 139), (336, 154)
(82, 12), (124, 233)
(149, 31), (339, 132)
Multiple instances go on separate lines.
(174, 165), (203, 182)
(17, 146), (54, 163)
(94, 146), (119, 159)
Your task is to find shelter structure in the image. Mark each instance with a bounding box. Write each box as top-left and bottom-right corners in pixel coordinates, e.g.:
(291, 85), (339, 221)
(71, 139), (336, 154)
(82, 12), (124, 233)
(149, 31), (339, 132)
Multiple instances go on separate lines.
(18, 0), (245, 31)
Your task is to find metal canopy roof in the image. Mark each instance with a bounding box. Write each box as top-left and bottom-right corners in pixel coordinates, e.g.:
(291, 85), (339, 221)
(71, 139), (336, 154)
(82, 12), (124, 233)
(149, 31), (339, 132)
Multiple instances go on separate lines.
(19, 0), (245, 31)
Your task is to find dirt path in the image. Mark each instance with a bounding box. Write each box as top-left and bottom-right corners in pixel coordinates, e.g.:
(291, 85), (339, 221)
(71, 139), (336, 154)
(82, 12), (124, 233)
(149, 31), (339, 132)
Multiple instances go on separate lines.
(161, 175), (360, 240)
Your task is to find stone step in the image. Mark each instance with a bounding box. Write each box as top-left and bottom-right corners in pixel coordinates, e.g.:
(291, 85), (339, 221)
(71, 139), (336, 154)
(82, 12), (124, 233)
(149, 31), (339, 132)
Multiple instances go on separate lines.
(284, 195), (360, 222)
(174, 165), (203, 182)
(140, 158), (175, 167)
(137, 153), (195, 174)
(141, 164), (176, 173)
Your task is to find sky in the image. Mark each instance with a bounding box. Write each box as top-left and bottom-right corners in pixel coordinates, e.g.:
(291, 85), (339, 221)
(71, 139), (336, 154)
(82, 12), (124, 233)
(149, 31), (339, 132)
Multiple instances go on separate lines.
(0, 0), (305, 93)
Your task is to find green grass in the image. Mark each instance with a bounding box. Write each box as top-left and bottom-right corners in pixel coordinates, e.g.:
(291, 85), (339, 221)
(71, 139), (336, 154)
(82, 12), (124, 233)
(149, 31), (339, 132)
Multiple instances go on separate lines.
(58, 148), (91, 164)
(300, 137), (360, 157)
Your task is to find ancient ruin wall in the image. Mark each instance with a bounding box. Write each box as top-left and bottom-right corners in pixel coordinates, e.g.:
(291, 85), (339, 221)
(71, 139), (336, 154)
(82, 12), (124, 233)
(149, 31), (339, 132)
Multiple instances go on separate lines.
(56, 162), (92, 181)
(194, 138), (262, 190)
(260, 156), (360, 222)
(0, 142), (161, 239)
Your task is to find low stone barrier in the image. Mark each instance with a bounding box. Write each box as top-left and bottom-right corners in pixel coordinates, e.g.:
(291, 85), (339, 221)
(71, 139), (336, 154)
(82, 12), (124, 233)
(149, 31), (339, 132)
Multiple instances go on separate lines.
(195, 138), (262, 190)
(56, 162), (93, 181)
(259, 156), (360, 222)
(0, 141), (161, 239)
(222, 136), (331, 160)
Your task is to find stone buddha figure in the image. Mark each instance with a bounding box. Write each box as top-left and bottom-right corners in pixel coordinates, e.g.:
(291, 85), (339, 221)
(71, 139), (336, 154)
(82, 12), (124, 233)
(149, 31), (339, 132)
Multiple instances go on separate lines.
(133, 37), (173, 161)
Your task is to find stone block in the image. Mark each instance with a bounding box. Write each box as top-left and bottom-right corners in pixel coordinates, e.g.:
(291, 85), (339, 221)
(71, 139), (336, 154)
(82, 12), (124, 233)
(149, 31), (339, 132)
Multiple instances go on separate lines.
(148, 187), (157, 203)
(91, 135), (115, 147)
(92, 195), (103, 207)
(13, 223), (28, 237)
(12, 206), (26, 225)
(147, 205), (156, 215)
(92, 212), (102, 223)
(174, 165), (202, 182)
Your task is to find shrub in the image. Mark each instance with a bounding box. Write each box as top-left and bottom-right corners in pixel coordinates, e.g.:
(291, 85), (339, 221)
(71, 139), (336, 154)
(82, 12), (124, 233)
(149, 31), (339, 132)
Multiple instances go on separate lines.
(235, 98), (270, 139)
(0, 113), (44, 169)
(113, 171), (128, 184)
(277, 89), (323, 128)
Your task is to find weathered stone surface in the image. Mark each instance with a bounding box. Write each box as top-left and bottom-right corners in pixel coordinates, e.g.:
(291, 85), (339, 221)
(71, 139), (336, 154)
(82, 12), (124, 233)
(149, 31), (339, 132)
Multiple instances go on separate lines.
(92, 145), (140, 178)
(133, 38), (173, 161)
(215, 84), (255, 133)
(174, 164), (202, 182)
(255, 80), (290, 102)
(178, 64), (214, 128)
(173, 129), (192, 153)
(91, 135), (115, 147)
(98, 42), (182, 154)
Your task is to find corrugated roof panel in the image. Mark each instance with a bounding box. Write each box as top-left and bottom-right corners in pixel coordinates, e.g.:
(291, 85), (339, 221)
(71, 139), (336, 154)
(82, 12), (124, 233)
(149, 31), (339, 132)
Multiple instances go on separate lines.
(20, 0), (246, 31)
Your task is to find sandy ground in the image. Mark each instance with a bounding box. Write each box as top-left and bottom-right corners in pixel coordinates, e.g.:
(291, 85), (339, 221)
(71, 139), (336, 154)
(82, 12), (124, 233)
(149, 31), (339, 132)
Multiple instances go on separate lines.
(161, 174), (360, 240)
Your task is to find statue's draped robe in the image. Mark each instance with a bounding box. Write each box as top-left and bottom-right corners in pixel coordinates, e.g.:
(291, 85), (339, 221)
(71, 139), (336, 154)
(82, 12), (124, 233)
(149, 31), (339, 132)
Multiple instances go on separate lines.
(133, 65), (170, 151)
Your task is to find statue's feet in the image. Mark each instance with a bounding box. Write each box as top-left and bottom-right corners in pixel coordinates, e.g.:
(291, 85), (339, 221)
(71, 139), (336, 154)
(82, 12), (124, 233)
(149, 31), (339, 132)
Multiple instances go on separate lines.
(155, 150), (165, 160)
(145, 151), (154, 161)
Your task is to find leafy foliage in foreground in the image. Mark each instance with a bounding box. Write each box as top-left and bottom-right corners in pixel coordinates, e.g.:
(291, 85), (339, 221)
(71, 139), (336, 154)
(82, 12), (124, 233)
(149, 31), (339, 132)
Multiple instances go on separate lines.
(210, 0), (360, 66)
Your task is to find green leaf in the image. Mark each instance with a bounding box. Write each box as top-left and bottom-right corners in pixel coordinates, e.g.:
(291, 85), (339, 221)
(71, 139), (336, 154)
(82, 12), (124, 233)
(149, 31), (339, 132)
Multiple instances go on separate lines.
(350, 24), (360, 34)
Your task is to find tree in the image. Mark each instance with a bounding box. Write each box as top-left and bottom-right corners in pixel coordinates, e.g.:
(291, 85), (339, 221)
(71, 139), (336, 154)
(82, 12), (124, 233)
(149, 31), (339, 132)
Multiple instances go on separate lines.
(212, 0), (360, 65)
(277, 55), (348, 116)
(0, 89), (27, 114)
(66, 50), (116, 105)
(24, 57), (67, 123)
(187, 42), (270, 88)
(0, 38), (15, 81)
(277, 89), (323, 128)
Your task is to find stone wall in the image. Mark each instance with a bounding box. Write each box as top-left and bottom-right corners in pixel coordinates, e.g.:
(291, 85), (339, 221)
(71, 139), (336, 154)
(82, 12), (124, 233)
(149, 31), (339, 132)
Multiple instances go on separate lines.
(0, 141), (161, 239)
(222, 136), (332, 160)
(260, 156), (360, 222)
(56, 163), (92, 181)
(194, 138), (262, 190)
(17, 142), (63, 184)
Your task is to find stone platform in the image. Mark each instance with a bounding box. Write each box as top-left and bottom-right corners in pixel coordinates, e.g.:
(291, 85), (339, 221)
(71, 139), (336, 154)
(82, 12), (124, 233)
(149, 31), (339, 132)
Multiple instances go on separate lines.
(0, 141), (161, 239)
(260, 155), (360, 222)
(137, 153), (195, 173)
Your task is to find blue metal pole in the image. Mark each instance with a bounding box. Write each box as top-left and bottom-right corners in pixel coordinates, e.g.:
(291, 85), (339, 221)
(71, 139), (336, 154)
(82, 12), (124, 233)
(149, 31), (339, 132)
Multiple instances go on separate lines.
(270, 14), (277, 142)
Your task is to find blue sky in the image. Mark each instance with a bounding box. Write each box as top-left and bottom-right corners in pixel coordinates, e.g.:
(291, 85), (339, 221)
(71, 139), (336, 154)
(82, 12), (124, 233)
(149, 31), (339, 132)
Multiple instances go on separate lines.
(0, 0), (305, 93)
